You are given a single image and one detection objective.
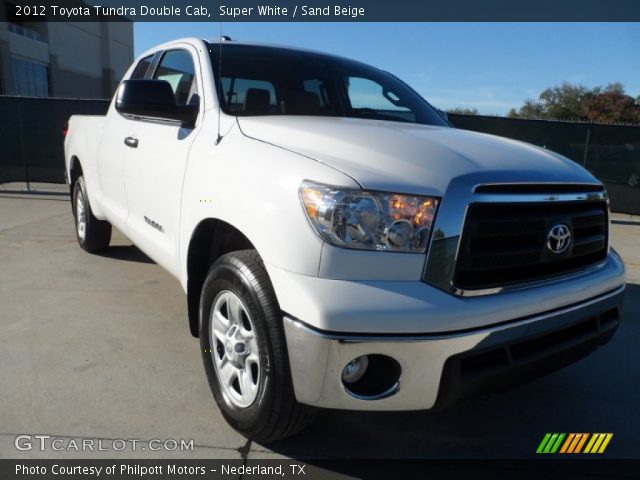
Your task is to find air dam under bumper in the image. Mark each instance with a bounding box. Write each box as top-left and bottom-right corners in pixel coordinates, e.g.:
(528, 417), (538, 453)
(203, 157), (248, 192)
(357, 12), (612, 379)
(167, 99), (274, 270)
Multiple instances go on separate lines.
(283, 285), (624, 410)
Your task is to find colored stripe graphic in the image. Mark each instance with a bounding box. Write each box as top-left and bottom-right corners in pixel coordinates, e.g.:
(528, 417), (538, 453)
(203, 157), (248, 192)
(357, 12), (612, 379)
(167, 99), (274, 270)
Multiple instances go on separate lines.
(559, 433), (575, 454)
(544, 433), (559, 453)
(574, 433), (588, 453)
(583, 433), (598, 453)
(537, 433), (613, 454)
(550, 433), (565, 453)
(584, 433), (614, 454)
(536, 433), (552, 453)
(597, 434), (613, 453)
(592, 433), (606, 453)
(567, 433), (582, 453)
(537, 433), (566, 454)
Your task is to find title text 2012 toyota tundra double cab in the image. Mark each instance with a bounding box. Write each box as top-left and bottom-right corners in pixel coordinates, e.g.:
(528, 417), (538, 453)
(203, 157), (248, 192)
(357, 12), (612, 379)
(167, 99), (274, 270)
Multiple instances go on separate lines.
(64, 38), (625, 442)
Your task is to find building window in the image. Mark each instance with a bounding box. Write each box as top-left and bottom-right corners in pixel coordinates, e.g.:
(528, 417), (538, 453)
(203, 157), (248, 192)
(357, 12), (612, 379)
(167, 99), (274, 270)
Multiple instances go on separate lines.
(7, 22), (45, 43)
(12, 58), (49, 97)
(5, 1), (47, 42)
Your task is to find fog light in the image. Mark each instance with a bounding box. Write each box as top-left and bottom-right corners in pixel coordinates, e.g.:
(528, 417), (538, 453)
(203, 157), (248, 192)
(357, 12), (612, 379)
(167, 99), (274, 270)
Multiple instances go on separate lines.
(341, 355), (369, 384)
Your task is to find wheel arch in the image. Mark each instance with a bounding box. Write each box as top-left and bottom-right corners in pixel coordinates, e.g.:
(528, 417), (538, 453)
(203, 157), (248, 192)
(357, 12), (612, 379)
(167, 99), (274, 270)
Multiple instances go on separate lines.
(69, 156), (83, 195)
(186, 218), (257, 337)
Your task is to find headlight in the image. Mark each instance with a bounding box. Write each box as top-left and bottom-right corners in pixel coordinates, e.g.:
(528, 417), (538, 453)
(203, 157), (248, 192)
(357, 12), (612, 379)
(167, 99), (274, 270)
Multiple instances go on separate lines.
(300, 181), (439, 253)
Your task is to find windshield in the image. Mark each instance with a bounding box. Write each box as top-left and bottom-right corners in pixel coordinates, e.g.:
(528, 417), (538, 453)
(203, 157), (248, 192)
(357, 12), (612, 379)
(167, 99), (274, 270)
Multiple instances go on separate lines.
(208, 43), (449, 126)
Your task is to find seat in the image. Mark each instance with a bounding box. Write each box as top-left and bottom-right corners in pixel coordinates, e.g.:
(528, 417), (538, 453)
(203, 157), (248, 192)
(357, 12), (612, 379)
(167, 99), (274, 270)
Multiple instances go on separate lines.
(286, 91), (321, 114)
(243, 88), (271, 114)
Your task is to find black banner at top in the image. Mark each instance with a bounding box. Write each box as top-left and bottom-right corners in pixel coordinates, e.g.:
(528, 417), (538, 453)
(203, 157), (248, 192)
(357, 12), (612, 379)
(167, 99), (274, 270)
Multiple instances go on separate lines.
(6, 0), (640, 22)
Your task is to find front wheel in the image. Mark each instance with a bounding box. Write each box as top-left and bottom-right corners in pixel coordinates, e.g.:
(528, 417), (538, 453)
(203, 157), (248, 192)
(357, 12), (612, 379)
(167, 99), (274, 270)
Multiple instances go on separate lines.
(200, 250), (316, 442)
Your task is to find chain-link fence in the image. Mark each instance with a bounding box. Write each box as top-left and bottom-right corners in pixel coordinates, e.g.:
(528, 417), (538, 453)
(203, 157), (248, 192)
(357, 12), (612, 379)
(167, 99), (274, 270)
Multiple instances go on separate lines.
(448, 114), (640, 214)
(0, 96), (109, 193)
(0, 97), (638, 213)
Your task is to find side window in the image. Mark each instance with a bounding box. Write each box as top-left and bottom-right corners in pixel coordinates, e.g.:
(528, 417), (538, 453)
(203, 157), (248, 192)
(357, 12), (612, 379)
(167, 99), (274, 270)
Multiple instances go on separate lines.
(346, 76), (415, 122)
(130, 54), (153, 80)
(153, 49), (197, 106)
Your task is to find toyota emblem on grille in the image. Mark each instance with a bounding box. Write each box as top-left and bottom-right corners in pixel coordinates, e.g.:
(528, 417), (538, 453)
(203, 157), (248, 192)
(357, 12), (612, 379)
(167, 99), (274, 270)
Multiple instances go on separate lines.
(546, 224), (572, 254)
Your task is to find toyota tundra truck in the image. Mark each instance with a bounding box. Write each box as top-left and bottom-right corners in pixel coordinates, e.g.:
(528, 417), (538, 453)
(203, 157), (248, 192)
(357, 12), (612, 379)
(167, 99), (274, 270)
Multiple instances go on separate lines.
(64, 38), (626, 442)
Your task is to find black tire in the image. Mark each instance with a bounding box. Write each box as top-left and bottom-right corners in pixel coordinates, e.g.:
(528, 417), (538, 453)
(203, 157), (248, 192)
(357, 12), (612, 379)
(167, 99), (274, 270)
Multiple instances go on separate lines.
(72, 176), (111, 253)
(199, 249), (316, 442)
(628, 171), (640, 188)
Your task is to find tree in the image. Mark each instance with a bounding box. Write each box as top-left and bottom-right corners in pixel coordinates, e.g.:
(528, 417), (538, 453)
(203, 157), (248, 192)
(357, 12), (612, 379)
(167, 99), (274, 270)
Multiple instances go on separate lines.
(583, 88), (640, 124)
(508, 100), (544, 119)
(509, 82), (640, 124)
(510, 82), (591, 121)
(539, 83), (593, 121)
(447, 107), (478, 115)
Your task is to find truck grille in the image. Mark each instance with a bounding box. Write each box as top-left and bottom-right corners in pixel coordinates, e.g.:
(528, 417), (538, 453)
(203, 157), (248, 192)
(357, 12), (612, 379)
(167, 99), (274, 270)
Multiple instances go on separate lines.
(454, 200), (608, 290)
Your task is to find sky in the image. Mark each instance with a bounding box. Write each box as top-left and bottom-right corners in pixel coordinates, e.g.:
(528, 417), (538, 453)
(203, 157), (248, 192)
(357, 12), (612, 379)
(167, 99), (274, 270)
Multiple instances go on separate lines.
(134, 23), (640, 116)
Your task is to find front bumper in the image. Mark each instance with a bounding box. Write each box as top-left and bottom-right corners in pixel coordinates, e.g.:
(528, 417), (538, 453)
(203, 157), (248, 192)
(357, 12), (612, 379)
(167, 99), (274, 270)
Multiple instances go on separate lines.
(283, 285), (624, 410)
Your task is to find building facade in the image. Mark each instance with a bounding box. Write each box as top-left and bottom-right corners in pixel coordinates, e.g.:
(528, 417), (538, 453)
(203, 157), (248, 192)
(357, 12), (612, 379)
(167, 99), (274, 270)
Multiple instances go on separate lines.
(0, 3), (133, 98)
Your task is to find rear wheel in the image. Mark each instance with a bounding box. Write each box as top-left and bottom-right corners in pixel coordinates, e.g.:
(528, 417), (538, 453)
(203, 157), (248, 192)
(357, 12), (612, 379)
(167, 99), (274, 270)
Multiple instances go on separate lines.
(200, 250), (316, 442)
(72, 176), (111, 253)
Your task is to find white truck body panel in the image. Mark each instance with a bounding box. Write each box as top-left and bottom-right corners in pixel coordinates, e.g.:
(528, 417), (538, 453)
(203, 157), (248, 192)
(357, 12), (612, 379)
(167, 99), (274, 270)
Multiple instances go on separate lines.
(237, 115), (596, 196)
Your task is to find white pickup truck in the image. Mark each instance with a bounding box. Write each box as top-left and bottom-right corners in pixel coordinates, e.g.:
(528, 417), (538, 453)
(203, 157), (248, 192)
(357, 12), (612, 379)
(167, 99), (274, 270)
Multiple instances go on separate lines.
(65, 38), (625, 442)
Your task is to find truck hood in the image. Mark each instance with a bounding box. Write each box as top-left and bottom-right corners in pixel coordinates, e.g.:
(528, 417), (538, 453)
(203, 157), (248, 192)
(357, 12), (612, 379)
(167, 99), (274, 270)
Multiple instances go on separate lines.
(237, 116), (598, 196)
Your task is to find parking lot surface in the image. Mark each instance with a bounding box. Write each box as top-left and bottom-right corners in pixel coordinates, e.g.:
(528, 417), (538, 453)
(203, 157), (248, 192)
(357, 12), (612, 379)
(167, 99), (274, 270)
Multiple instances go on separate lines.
(1, 194), (639, 461)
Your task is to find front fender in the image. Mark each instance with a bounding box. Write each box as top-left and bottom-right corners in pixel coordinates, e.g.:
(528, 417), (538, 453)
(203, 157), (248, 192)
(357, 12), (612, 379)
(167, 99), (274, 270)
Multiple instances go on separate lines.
(178, 122), (359, 292)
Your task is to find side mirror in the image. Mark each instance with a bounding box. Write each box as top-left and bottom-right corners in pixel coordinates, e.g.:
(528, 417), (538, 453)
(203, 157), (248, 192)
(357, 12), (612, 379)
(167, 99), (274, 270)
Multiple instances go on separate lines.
(115, 79), (198, 128)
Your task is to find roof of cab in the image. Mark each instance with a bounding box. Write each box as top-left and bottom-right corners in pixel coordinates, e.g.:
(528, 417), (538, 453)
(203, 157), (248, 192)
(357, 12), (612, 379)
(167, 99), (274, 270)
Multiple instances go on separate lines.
(136, 36), (374, 70)
(203, 37), (374, 67)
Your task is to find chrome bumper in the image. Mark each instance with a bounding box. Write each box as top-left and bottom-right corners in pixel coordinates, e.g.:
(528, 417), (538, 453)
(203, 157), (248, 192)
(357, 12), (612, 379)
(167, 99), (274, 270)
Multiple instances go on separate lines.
(283, 285), (624, 410)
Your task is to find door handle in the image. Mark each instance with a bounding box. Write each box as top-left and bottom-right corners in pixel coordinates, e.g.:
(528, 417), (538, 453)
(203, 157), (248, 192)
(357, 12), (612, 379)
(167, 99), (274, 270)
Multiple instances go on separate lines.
(124, 136), (139, 148)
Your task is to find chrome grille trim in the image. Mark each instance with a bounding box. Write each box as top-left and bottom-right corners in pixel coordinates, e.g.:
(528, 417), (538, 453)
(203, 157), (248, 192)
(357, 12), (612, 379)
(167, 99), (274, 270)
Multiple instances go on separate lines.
(422, 180), (608, 297)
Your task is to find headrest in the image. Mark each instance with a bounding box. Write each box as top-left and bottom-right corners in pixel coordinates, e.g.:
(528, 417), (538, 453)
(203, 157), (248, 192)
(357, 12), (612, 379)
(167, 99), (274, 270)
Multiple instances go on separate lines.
(287, 91), (321, 114)
(244, 88), (271, 114)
